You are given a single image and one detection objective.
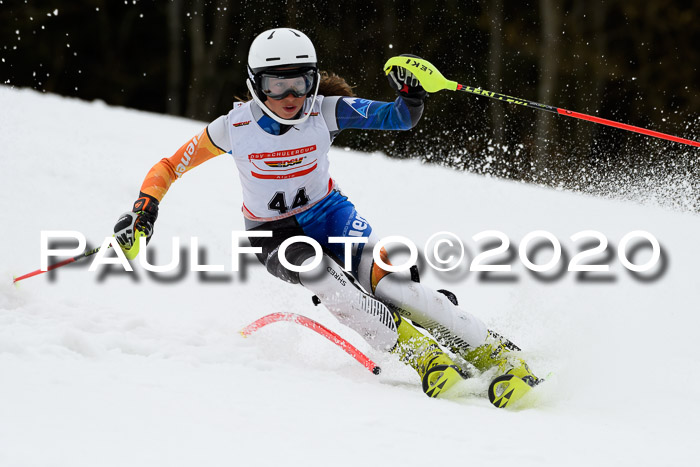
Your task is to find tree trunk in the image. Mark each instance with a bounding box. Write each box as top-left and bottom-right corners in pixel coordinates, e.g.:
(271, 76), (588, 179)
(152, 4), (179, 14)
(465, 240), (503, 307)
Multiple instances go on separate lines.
(199, 0), (231, 117)
(534, 0), (561, 180)
(585, 1), (608, 165)
(167, 0), (183, 115)
(488, 0), (504, 148)
(186, 0), (206, 118)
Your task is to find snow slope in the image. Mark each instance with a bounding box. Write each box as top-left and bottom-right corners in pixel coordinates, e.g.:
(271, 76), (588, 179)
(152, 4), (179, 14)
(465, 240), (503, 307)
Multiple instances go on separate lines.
(1, 86), (699, 467)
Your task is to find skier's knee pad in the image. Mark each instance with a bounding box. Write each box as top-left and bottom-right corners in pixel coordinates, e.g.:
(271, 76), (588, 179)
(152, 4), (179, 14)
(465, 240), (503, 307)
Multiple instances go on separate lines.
(247, 230), (316, 284)
(266, 240), (316, 284)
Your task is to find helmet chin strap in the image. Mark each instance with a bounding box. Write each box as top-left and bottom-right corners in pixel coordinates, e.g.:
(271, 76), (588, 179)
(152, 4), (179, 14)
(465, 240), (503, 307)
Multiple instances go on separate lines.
(246, 77), (320, 126)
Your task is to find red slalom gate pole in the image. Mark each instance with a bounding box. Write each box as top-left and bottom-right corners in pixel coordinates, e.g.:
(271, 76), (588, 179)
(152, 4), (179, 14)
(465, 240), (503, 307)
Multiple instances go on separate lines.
(241, 312), (381, 375)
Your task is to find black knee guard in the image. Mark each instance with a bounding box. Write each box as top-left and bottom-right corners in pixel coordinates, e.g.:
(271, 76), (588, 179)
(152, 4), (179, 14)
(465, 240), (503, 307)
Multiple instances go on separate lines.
(247, 217), (316, 284)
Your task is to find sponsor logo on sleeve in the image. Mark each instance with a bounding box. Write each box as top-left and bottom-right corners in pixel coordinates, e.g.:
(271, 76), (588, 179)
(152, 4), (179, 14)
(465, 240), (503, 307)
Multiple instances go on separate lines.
(175, 134), (200, 177)
(343, 97), (372, 118)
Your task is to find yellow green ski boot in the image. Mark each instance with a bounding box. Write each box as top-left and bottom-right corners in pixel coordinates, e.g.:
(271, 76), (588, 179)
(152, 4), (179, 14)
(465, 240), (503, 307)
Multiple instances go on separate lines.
(457, 330), (542, 408)
(423, 290), (541, 389)
(488, 363), (541, 408)
(459, 330), (520, 373)
(391, 312), (466, 398)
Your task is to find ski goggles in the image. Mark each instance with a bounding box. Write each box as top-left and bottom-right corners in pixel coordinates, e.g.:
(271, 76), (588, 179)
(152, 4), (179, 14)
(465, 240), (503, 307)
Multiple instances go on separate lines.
(259, 68), (316, 100)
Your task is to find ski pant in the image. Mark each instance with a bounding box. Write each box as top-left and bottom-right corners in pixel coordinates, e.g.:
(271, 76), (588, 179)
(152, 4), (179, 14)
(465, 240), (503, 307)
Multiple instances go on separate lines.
(245, 190), (373, 286)
(245, 189), (488, 351)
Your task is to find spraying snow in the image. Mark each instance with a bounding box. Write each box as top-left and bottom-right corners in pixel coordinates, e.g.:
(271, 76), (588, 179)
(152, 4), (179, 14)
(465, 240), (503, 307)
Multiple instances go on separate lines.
(1, 86), (698, 467)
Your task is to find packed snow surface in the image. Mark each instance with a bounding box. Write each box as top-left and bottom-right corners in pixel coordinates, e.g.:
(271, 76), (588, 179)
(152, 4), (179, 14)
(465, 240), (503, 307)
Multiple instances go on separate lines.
(1, 86), (698, 466)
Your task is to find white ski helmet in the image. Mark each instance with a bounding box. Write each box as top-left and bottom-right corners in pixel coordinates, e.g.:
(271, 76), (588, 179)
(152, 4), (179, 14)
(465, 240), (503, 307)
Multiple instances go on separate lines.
(246, 28), (320, 125)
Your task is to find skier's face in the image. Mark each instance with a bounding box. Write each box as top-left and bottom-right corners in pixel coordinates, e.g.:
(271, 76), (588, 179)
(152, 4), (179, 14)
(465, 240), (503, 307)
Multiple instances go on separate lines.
(264, 93), (305, 120)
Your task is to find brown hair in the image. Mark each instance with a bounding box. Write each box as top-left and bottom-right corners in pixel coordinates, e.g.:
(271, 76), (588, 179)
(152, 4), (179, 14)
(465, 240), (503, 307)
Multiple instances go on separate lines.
(318, 71), (356, 97)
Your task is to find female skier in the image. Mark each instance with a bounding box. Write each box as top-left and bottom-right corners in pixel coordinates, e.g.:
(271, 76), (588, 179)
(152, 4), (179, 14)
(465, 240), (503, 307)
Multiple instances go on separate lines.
(114, 28), (540, 406)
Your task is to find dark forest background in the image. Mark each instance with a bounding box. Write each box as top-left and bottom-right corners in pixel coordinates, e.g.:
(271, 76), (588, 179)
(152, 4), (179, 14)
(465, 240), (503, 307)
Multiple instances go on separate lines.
(1, 0), (698, 206)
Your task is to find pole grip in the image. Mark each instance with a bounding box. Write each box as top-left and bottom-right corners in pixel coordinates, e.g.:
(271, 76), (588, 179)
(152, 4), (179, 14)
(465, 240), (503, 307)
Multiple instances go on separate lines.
(383, 56), (458, 93)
